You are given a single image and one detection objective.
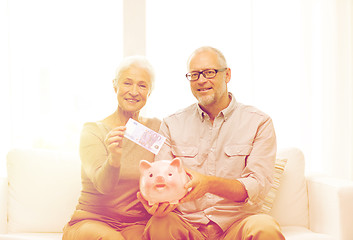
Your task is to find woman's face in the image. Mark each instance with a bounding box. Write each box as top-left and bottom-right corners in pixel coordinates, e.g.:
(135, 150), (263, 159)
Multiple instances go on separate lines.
(115, 65), (152, 113)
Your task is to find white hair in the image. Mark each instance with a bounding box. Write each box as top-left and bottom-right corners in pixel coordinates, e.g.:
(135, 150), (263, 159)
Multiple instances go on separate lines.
(187, 46), (228, 69)
(113, 55), (155, 91)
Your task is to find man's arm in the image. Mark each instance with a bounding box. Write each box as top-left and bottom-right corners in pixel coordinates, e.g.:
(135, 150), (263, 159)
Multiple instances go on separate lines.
(180, 168), (248, 203)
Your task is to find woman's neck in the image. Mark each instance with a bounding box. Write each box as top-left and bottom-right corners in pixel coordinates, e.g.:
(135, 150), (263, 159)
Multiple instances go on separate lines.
(115, 107), (140, 125)
(103, 107), (141, 129)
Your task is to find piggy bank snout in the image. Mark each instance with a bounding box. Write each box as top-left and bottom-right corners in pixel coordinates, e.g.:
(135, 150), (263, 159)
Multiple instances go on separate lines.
(155, 175), (165, 183)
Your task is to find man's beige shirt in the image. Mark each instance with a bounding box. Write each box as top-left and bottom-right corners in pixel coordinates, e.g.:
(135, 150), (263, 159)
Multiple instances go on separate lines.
(156, 93), (277, 231)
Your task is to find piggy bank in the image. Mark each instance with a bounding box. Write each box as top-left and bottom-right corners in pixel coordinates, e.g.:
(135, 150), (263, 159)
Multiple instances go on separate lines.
(139, 158), (189, 206)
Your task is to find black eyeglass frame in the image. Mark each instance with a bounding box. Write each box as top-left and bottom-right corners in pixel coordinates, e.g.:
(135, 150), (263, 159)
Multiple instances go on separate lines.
(185, 68), (228, 81)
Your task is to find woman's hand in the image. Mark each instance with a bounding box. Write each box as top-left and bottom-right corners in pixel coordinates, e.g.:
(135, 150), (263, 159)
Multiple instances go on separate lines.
(179, 168), (210, 203)
(137, 192), (177, 217)
(104, 126), (126, 167)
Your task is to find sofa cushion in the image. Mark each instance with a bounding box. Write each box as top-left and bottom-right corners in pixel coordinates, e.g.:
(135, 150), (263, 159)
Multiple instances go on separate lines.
(6, 148), (81, 233)
(269, 148), (309, 227)
(281, 226), (334, 240)
(261, 157), (287, 213)
(0, 232), (62, 240)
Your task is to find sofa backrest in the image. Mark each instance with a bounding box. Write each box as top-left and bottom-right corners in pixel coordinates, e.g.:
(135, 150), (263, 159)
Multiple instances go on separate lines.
(270, 147), (309, 227)
(5, 147), (309, 233)
(6, 148), (81, 233)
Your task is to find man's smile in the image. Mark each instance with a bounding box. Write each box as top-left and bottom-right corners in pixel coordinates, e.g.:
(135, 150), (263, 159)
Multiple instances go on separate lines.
(197, 87), (212, 92)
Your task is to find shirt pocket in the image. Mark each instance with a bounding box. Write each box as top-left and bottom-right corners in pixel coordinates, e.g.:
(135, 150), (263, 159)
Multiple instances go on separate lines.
(171, 145), (201, 168)
(223, 144), (253, 177)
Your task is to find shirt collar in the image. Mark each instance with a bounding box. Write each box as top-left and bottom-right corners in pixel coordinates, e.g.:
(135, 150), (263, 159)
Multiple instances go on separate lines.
(196, 92), (237, 122)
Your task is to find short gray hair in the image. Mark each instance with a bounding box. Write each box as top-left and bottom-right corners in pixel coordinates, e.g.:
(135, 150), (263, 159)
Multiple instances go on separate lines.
(187, 46), (228, 69)
(113, 55), (155, 91)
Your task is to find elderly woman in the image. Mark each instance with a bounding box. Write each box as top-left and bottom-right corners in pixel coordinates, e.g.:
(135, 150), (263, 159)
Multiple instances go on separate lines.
(63, 56), (160, 240)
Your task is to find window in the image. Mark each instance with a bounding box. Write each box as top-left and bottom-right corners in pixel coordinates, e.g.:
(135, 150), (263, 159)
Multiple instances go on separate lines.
(1, 0), (123, 176)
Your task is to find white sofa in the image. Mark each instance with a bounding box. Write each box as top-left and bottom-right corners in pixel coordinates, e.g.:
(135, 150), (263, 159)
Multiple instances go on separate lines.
(0, 147), (353, 240)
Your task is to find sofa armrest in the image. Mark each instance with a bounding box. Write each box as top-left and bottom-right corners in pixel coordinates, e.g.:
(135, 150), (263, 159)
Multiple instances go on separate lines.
(0, 177), (7, 234)
(307, 175), (353, 240)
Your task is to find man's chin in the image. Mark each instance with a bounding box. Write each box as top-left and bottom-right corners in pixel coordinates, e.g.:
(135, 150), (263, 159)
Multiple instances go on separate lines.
(197, 95), (215, 107)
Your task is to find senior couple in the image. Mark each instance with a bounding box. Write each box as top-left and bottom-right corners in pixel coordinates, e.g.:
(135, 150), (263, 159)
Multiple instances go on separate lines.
(62, 46), (285, 240)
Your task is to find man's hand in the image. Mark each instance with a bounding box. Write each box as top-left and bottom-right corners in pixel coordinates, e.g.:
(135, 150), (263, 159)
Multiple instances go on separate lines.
(137, 192), (177, 217)
(179, 168), (210, 203)
(180, 168), (249, 203)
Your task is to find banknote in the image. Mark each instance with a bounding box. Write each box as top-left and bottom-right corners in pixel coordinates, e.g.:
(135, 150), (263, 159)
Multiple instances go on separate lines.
(124, 118), (166, 155)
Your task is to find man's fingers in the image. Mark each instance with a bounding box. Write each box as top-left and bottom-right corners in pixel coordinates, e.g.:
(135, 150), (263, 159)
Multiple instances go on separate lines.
(180, 190), (194, 203)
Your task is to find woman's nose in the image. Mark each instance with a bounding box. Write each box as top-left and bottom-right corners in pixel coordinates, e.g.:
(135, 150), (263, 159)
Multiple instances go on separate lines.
(129, 85), (139, 95)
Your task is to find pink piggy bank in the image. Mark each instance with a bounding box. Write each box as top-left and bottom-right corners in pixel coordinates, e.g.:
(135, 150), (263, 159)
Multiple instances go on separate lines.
(139, 158), (189, 206)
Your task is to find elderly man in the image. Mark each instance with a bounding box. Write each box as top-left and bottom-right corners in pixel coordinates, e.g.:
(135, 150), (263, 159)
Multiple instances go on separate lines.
(139, 46), (285, 240)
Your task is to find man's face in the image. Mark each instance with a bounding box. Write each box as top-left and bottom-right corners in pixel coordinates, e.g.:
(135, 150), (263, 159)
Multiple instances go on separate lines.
(188, 50), (230, 108)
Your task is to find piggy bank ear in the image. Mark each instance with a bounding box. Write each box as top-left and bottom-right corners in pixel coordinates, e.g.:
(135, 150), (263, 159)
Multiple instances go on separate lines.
(139, 160), (152, 174)
(170, 158), (183, 172)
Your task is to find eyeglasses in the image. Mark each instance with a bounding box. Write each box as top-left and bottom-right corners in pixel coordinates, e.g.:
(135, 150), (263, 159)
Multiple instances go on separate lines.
(185, 68), (227, 81)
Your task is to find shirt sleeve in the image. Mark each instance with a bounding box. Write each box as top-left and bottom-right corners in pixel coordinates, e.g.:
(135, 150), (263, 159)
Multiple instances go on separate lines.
(237, 116), (277, 203)
(155, 119), (175, 161)
(79, 123), (121, 194)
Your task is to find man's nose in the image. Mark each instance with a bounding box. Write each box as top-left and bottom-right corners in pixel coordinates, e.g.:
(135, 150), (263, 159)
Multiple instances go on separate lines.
(197, 73), (208, 84)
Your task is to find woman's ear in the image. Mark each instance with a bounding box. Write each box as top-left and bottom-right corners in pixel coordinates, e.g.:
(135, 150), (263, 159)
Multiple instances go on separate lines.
(112, 79), (118, 93)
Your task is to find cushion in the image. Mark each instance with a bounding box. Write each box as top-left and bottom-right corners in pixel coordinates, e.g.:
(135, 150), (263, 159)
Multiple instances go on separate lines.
(269, 148), (309, 227)
(261, 157), (287, 213)
(281, 226), (335, 240)
(6, 148), (81, 233)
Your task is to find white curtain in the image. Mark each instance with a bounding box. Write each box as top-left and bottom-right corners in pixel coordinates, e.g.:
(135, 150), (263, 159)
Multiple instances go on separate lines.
(0, 0), (11, 176)
(301, 0), (353, 179)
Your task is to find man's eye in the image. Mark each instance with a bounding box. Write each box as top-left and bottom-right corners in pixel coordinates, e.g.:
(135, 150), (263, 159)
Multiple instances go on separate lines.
(124, 82), (132, 85)
(204, 70), (214, 75)
(191, 73), (199, 77)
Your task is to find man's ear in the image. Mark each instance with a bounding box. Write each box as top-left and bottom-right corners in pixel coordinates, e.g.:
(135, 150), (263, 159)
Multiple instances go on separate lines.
(225, 68), (231, 84)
